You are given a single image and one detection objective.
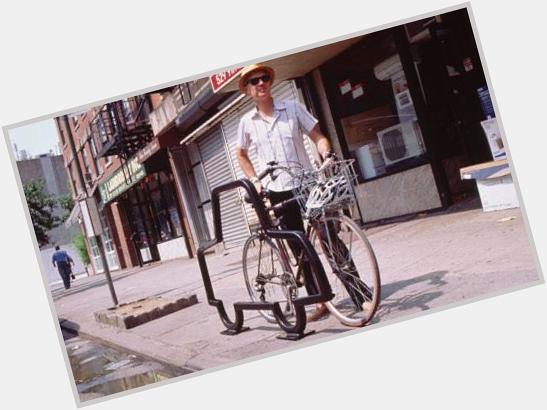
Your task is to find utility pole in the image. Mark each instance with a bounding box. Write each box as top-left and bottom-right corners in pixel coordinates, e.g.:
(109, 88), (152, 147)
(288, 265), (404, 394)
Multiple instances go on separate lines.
(63, 115), (119, 307)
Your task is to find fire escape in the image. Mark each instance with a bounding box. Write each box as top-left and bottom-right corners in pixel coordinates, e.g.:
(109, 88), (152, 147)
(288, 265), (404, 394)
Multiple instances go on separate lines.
(93, 95), (155, 184)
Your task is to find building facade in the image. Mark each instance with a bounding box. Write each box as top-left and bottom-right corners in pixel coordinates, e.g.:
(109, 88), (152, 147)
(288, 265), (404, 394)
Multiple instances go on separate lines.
(55, 91), (198, 274)
(58, 7), (499, 270)
(168, 7), (498, 250)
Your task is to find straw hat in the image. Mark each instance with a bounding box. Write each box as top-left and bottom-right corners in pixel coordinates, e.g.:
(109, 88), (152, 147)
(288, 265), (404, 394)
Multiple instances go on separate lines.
(238, 64), (275, 94)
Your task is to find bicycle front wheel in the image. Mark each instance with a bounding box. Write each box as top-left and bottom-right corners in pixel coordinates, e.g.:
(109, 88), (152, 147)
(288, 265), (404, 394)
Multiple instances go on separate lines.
(242, 233), (298, 324)
(310, 214), (380, 327)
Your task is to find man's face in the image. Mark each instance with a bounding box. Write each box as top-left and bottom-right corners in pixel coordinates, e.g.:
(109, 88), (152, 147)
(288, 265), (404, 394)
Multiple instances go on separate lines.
(245, 70), (273, 100)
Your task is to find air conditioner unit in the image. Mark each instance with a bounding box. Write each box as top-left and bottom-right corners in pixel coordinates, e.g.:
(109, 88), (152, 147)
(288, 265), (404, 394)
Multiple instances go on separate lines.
(374, 54), (403, 81)
(377, 120), (426, 166)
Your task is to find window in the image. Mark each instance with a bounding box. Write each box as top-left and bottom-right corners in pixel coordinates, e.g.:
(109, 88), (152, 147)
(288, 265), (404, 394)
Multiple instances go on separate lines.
(71, 114), (80, 129)
(88, 236), (104, 273)
(89, 137), (102, 174)
(122, 99), (134, 123)
(148, 172), (184, 242)
(82, 146), (92, 175)
(67, 162), (80, 196)
(57, 118), (66, 145)
(100, 210), (120, 270)
(181, 83), (193, 105)
(322, 31), (427, 181)
(125, 172), (183, 245)
(97, 115), (108, 144)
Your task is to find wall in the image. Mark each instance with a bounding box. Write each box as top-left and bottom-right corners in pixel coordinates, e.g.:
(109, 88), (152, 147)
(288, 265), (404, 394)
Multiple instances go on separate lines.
(17, 155), (68, 196)
(356, 164), (442, 222)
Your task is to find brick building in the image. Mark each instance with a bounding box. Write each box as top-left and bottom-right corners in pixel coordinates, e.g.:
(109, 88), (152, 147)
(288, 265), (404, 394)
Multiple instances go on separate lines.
(55, 89), (202, 274)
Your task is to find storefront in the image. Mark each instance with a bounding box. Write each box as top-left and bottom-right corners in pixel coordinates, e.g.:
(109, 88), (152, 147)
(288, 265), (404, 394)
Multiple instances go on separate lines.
(99, 153), (188, 265)
(310, 9), (494, 221)
(216, 7), (494, 224)
(169, 7), (496, 251)
(171, 80), (319, 250)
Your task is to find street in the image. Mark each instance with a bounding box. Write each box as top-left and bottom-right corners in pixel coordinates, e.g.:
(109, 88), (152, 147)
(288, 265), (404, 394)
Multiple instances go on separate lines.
(61, 326), (189, 403)
(41, 244), (87, 285)
(51, 198), (540, 382)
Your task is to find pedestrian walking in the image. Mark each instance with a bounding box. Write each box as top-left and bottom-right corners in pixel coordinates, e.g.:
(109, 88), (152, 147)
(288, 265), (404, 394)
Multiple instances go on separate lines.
(236, 63), (334, 321)
(52, 245), (75, 289)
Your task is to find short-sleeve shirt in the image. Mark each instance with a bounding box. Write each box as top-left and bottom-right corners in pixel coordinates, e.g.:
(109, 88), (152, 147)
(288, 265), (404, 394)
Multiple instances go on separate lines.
(52, 250), (72, 265)
(236, 99), (318, 191)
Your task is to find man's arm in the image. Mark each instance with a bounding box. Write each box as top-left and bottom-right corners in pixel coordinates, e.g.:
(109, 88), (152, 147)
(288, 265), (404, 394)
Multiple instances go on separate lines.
(236, 148), (257, 179)
(236, 148), (262, 192)
(308, 124), (332, 160)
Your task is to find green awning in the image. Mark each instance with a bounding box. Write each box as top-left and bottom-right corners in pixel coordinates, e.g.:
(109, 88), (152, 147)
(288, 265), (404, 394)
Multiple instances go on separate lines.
(99, 156), (146, 204)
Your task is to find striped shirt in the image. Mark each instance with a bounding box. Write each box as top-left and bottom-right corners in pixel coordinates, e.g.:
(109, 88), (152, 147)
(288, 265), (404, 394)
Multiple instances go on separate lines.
(237, 99), (318, 191)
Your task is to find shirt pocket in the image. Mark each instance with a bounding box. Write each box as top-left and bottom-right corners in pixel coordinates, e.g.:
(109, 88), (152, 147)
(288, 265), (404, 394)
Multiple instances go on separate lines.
(279, 133), (300, 160)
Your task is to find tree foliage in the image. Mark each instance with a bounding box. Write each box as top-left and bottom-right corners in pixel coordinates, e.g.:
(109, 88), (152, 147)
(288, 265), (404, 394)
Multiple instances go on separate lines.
(57, 193), (74, 222)
(23, 179), (60, 246)
(73, 231), (90, 265)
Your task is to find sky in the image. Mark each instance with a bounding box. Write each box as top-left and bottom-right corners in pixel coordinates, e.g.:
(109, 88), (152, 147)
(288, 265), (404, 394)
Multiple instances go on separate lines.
(7, 118), (60, 158)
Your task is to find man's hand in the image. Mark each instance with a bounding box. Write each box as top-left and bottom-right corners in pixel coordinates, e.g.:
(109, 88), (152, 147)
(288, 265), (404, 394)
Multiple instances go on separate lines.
(250, 176), (262, 195)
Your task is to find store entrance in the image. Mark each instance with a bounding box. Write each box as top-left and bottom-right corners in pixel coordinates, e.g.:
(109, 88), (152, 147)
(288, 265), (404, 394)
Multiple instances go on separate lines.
(320, 30), (431, 183)
(411, 9), (494, 202)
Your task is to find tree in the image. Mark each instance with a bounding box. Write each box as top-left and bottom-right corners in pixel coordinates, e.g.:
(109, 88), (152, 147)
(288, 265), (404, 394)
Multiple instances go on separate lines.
(23, 179), (60, 246)
(73, 231), (90, 266)
(57, 193), (75, 222)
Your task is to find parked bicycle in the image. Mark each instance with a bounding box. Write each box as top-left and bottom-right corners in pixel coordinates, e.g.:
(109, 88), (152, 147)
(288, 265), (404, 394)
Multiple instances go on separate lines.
(242, 157), (381, 327)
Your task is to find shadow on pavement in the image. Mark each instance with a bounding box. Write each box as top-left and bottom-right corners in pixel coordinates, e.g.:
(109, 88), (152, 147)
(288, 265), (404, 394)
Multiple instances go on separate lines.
(59, 318), (81, 340)
(365, 196), (482, 232)
(371, 270), (449, 323)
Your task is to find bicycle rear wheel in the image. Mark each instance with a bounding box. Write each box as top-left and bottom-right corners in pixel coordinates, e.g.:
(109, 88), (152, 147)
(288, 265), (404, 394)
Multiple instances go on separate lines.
(310, 214), (380, 326)
(242, 233), (298, 324)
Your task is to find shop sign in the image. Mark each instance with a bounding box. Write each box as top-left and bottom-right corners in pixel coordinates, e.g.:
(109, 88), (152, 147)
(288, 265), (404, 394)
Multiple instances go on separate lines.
(477, 86), (495, 119)
(351, 83), (364, 99)
(463, 57), (474, 72)
(99, 156), (146, 204)
(481, 118), (506, 160)
(136, 139), (161, 164)
(338, 80), (352, 95)
(210, 67), (243, 93)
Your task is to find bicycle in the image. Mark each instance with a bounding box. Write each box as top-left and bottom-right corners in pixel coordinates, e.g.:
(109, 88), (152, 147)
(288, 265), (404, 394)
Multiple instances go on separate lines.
(242, 158), (381, 327)
(197, 174), (333, 340)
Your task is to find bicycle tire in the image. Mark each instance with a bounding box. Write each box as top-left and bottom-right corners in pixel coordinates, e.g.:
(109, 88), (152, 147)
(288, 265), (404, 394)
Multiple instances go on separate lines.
(310, 214), (380, 327)
(242, 233), (298, 324)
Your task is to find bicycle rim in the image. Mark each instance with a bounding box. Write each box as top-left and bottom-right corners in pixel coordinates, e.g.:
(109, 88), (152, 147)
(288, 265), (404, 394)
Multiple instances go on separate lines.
(311, 215), (380, 326)
(242, 234), (298, 324)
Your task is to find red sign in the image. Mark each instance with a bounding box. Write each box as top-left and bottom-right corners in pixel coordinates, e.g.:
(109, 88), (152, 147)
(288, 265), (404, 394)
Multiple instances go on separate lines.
(210, 67), (243, 93)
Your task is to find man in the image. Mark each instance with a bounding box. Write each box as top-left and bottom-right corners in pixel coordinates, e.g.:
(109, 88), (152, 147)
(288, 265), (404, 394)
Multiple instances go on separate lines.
(236, 63), (332, 321)
(52, 245), (75, 290)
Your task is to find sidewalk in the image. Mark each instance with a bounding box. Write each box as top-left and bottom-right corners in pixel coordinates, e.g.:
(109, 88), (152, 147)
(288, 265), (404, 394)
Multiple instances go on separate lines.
(53, 199), (541, 372)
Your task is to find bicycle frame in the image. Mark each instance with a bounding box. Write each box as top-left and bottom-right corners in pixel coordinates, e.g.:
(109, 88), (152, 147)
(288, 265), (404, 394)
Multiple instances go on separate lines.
(197, 178), (334, 340)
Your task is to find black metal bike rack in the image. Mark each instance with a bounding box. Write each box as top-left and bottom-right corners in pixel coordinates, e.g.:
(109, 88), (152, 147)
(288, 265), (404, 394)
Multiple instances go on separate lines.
(197, 178), (334, 340)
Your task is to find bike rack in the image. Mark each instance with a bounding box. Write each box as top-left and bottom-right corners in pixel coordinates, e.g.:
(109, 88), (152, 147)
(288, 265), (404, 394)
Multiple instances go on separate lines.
(197, 178), (334, 340)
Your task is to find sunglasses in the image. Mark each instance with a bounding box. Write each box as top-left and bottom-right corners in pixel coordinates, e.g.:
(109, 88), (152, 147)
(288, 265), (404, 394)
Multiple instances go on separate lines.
(247, 74), (271, 86)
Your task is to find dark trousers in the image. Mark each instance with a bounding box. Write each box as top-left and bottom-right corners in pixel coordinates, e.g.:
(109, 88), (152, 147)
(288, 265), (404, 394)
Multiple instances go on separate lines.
(57, 261), (72, 289)
(268, 190), (317, 296)
(268, 190), (367, 308)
